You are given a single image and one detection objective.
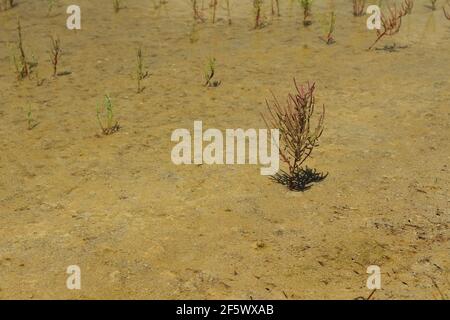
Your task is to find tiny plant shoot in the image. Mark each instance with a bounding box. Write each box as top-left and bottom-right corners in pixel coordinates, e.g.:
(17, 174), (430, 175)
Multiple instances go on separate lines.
(97, 95), (120, 135)
(113, 0), (121, 13)
(300, 0), (313, 26)
(253, 0), (264, 29)
(27, 106), (38, 130)
(321, 12), (336, 45)
(136, 47), (149, 93)
(14, 18), (30, 80)
(211, 0), (218, 23)
(226, 0), (232, 25)
(204, 57), (221, 87)
(50, 36), (61, 77)
(429, 0), (437, 11)
(47, 0), (57, 16)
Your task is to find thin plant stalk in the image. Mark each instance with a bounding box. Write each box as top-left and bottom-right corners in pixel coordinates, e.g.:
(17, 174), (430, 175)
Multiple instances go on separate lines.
(50, 36), (61, 77)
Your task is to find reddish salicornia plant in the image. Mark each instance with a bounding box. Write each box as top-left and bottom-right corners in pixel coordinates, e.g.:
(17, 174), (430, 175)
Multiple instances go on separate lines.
(352, 0), (366, 16)
(368, 0), (411, 50)
(263, 79), (326, 191)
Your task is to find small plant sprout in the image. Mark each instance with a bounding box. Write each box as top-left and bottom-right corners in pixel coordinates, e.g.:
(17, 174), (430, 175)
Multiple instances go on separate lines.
(263, 79), (327, 191)
(50, 36), (61, 77)
(352, 0), (366, 16)
(226, 0), (232, 25)
(47, 0), (57, 16)
(136, 47), (149, 93)
(253, 0), (265, 29)
(300, 0), (313, 26)
(211, 0), (217, 23)
(97, 95), (120, 135)
(27, 106), (38, 130)
(204, 57), (221, 87)
(321, 11), (336, 45)
(368, 0), (411, 50)
(113, 0), (121, 13)
(14, 18), (30, 80)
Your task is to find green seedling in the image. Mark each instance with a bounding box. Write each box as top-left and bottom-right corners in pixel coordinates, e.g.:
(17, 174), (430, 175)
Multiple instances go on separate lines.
(429, 0), (437, 10)
(113, 0), (121, 13)
(136, 47), (149, 93)
(16, 18), (30, 80)
(204, 57), (221, 87)
(299, 0), (313, 26)
(97, 95), (120, 135)
(226, 0), (232, 24)
(211, 0), (217, 23)
(47, 0), (57, 16)
(27, 106), (38, 130)
(320, 11), (336, 45)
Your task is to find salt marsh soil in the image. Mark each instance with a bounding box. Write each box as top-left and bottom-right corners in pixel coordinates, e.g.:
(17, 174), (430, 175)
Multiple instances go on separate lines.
(0, 0), (449, 299)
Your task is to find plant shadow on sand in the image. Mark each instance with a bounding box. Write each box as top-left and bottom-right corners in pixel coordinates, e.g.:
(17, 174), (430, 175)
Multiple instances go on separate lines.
(271, 167), (328, 192)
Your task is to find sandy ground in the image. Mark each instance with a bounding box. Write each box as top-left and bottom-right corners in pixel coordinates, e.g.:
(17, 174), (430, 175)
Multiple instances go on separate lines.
(0, 0), (449, 300)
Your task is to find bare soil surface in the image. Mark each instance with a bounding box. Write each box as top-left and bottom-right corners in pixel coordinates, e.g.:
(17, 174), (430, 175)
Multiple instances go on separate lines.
(0, 0), (449, 299)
